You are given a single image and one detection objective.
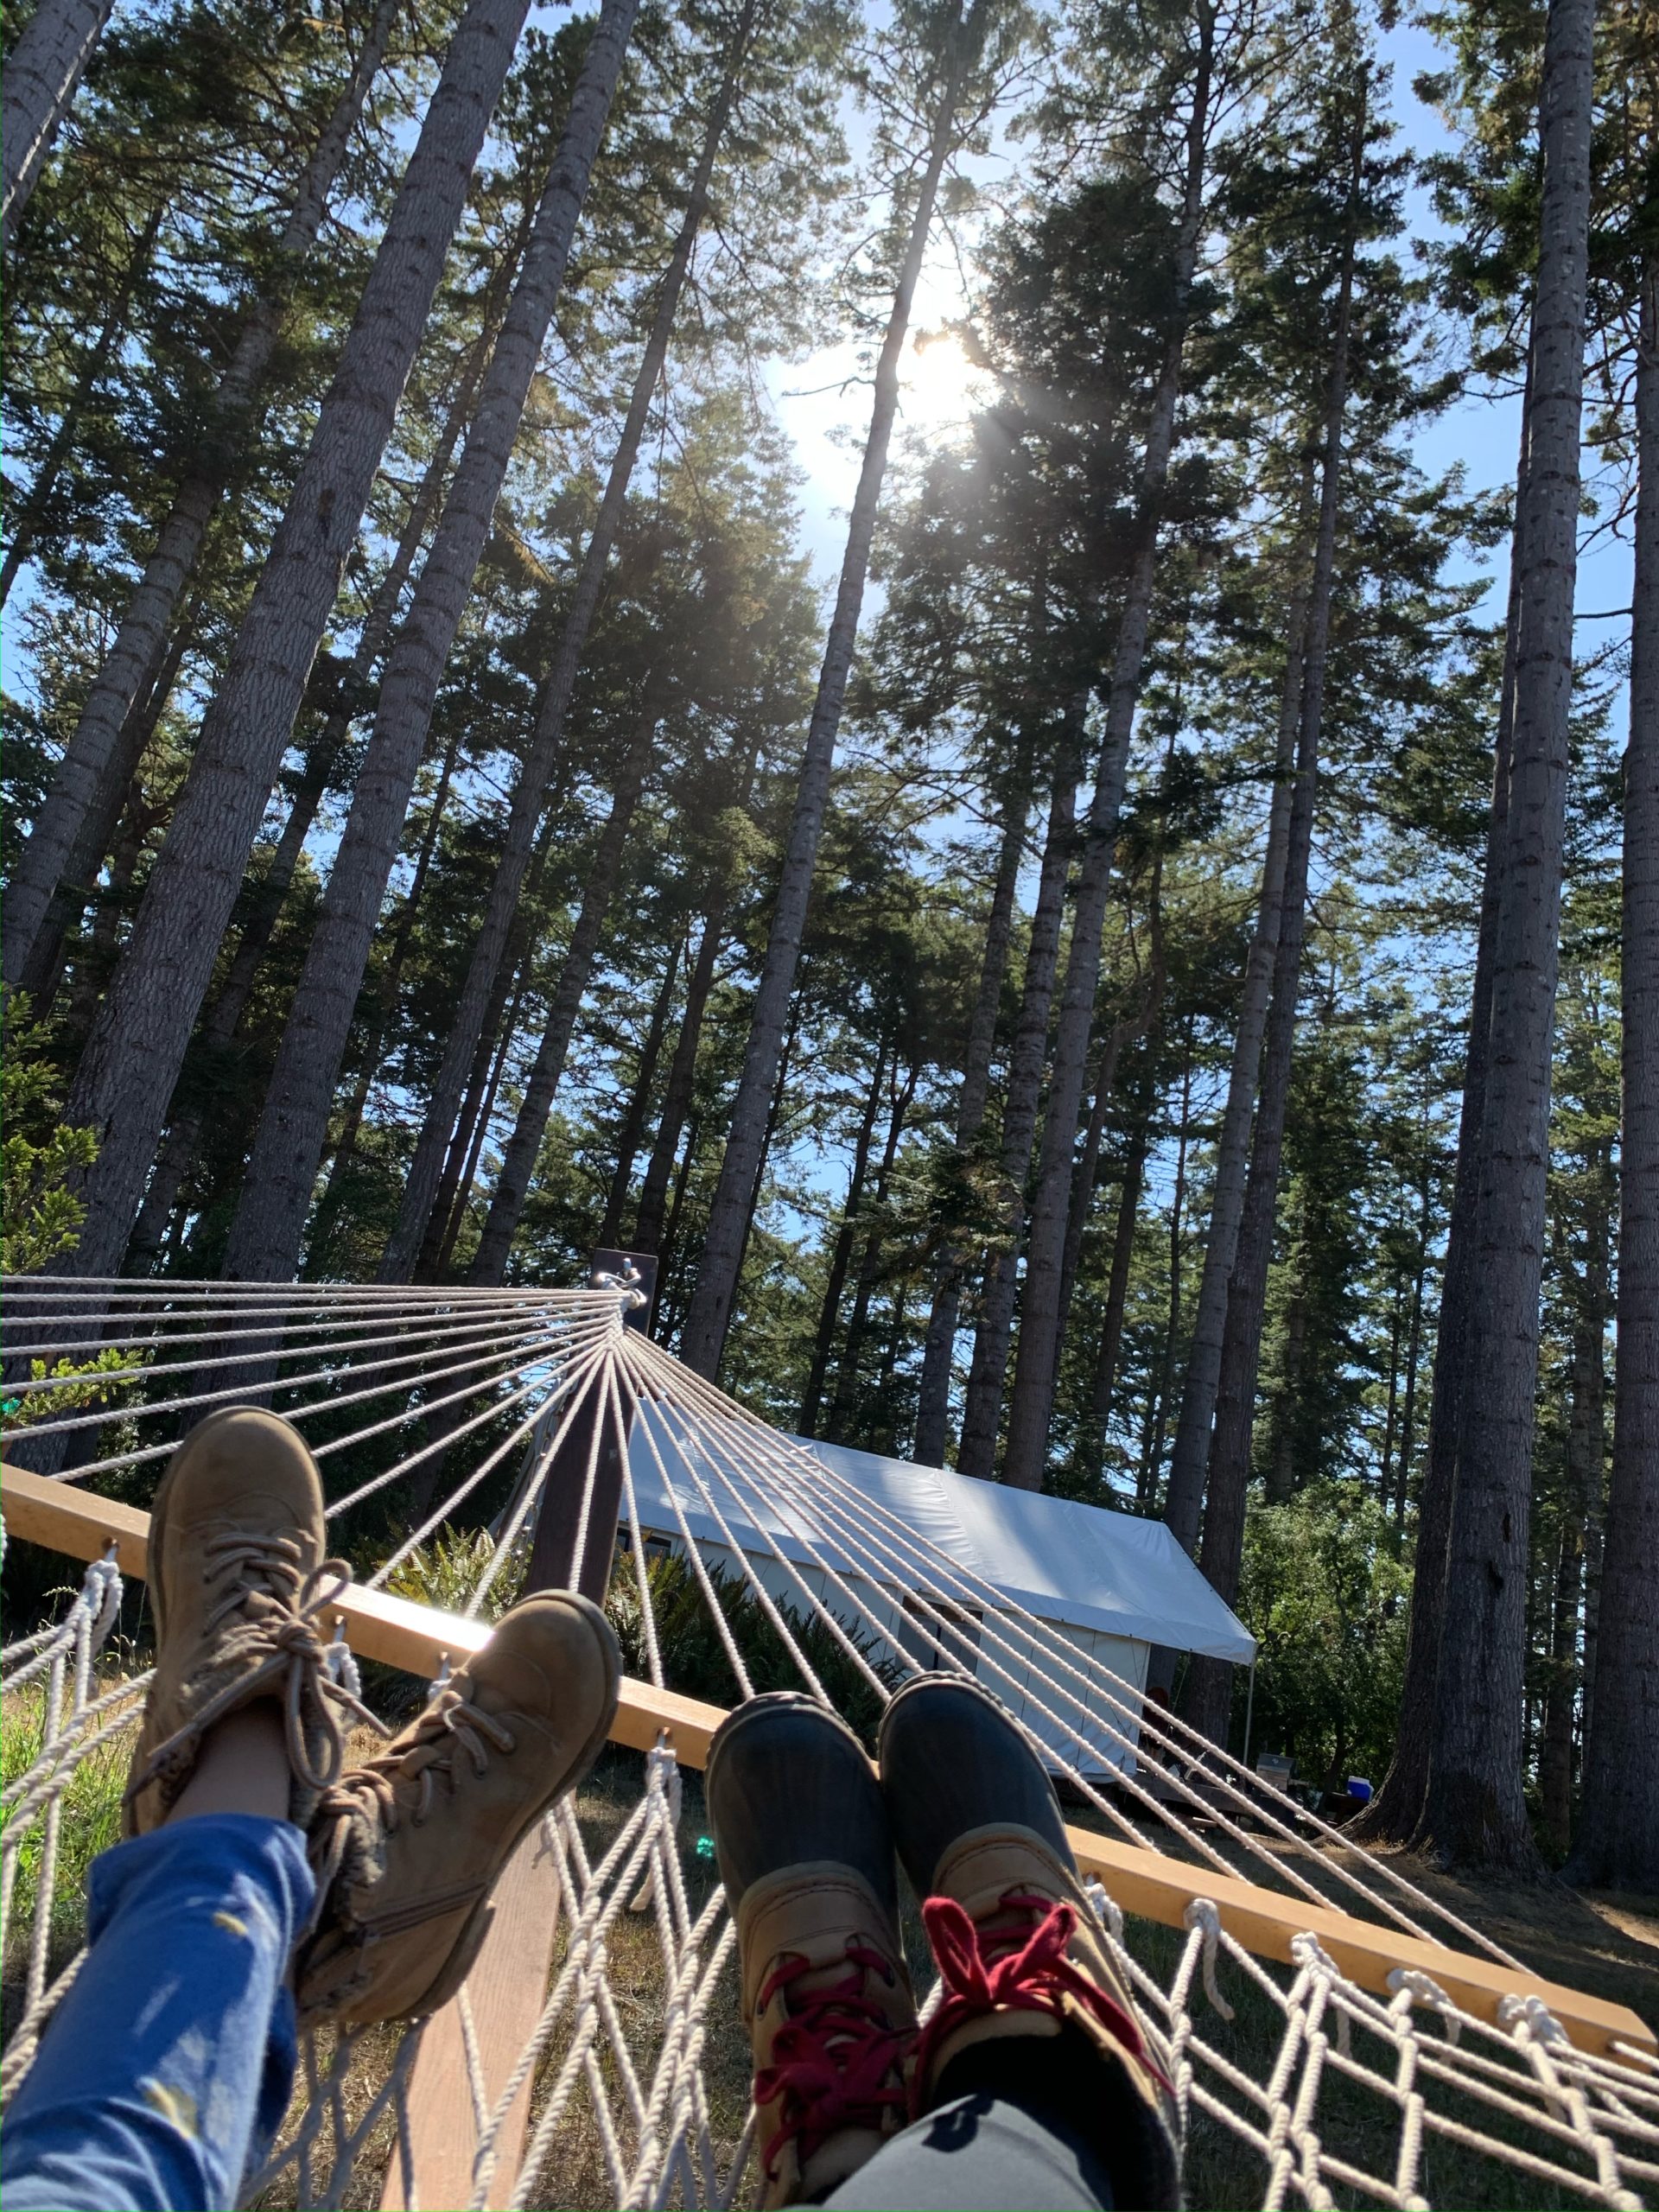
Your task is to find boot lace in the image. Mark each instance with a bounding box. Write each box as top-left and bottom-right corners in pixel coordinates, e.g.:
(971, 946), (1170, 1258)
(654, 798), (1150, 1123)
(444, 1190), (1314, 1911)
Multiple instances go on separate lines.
(308, 1684), (518, 1902)
(916, 1890), (1173, 2104)
(129, 1532), (378, 1805)
(753, 1942), (912, 2186)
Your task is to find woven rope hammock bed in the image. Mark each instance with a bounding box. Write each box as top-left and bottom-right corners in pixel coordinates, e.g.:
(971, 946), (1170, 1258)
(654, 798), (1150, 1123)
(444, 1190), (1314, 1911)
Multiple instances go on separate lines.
(2, 1271), (1655, 2209)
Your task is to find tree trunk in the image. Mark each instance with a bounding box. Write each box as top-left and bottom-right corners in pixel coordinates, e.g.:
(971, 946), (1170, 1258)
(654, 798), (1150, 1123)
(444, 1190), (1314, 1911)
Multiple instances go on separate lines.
(435, 963), (529, 1274)
(676, 1), (980, 1377)
(1145, 1039), (1194, 1511)
(912, 733), (1037, 1465)
(63, 785), (151, 1039)
(306, 704), (471, 1246)
(828, 1059), (918, 1439)
(997, 5), (1216, 1494)
(801, 1041), (890, 1435)
(1089, 1110), (1149, 1469)
(191, 269), (525, 1040)
(56, 0), (540, 1281)
(1567, 251), (1659, 1890)
(1, 196), (164, 607)
(634, 900), (723, 1255)
(381, 0), (763, 1283)
(1420, 0), (1593, 1873)
(1538, 1513), (1581, 1858)
(598, 931), (685, 1248)
(656, 1105), (702, 1322)
(5, 0), (403, 990)
(1395, 1148), (1432, 1529)
(1354, 399), (1530, 1846)
(416, 928), (532, 1277)
(1159, 488), (1315, 1556)
(221, 0), (638, 1285)
(727, 1002), (799, 1318)
(1, 0), (113, 251)
(1056, 879), (1166, 1368)
(1175, 149), (1359, 1740)
(956, 725), (1080, 1480)
(22, 580), (207, 1013)
(467, 693), (662, 1282)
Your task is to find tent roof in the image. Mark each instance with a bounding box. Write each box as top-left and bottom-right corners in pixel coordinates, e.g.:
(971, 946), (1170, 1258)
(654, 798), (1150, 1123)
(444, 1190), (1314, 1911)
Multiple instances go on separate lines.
(625, 1416), (1255, 1665)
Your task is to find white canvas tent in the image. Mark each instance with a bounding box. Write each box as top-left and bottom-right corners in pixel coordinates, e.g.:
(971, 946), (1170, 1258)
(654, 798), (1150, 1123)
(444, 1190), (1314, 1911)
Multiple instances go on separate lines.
(623, 1413), (1254, 1776)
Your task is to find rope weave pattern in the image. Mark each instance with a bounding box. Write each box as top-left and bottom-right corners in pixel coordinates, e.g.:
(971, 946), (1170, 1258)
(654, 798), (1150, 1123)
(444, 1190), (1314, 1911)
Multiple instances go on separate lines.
(3, 1278), (1656, 2207)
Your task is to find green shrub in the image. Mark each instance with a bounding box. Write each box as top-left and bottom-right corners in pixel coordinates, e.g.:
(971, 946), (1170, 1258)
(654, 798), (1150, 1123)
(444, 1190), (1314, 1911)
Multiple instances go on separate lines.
(383, 1529), (899, 1742)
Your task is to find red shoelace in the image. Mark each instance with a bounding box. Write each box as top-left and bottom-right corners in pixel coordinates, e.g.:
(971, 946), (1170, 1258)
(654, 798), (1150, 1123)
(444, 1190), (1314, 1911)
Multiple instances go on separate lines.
(914, 1889), (1174, 2107)
(753, 1942), (913, 2185)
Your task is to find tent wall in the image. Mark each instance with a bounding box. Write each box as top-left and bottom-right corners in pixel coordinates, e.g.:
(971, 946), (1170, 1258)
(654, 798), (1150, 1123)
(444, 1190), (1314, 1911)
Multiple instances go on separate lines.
(628, 1522), (1147, 1776)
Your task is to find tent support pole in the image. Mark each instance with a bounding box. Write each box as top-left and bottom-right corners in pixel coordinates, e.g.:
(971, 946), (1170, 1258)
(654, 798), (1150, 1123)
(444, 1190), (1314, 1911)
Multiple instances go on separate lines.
(1240, 1659), (1256, 1770)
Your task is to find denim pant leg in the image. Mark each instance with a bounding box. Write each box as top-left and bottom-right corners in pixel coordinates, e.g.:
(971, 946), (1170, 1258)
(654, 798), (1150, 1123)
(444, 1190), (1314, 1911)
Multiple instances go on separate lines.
(1, 1814), (316, 2212)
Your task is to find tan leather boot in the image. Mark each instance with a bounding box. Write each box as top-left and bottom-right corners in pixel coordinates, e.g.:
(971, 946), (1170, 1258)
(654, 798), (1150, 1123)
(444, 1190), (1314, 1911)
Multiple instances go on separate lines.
(124, 1407), (369, 1835)
(880, 1673), (1180, 2209)
(706, 1694), (916, 2209)
(297, 1591), (620, 2028)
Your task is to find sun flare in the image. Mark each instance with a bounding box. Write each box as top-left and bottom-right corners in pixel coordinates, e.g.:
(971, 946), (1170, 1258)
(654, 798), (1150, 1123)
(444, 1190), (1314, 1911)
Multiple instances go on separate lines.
(901, 326), (989, 429)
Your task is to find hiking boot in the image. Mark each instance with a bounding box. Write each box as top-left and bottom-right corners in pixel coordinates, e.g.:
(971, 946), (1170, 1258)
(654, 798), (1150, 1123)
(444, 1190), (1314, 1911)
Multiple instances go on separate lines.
(879, 1673), (1179, 2209)
(706, 1694), (915, 2209)
(296, 1591), (620, 2028)
(124, 1406), (368, 1836)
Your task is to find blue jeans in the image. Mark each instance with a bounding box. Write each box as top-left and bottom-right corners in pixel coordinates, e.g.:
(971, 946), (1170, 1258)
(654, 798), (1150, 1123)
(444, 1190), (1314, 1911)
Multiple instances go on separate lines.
(2, 1815), (315, 2212)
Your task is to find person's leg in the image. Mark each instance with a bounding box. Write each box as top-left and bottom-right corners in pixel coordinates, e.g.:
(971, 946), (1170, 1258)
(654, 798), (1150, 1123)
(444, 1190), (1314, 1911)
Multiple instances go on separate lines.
(0, 1796), (313, 2211)
(2, 1403), (626, 2212)
(703, 1695), (918, 2209)
(822, 2040), (1117, 2209)
(705, 1676), (1179, 2212)
(874, 1674), (1179, 2211)
(1, 1408), (352, 2212)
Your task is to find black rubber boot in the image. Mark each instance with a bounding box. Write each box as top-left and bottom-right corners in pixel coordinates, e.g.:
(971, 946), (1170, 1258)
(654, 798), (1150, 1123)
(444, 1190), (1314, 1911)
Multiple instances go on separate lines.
(879, 1673), (1180, 2209)
(706, 1694), (916, 2208)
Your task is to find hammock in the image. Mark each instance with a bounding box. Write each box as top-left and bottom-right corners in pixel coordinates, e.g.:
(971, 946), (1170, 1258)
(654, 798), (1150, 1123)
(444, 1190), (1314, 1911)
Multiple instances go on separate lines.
(2, 1274), (1655, 2210)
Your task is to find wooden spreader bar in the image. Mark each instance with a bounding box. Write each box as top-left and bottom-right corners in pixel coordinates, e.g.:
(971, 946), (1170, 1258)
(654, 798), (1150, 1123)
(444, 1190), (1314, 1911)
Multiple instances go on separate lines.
(5, 1462), (1651, 2066)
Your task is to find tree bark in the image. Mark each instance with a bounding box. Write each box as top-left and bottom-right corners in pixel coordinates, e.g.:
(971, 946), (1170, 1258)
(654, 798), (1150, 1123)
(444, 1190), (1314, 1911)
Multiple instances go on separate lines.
(997, 3), (1215, 1493)
(1176, 147), (1358, 1741)
(221, 0), (638, 1284)
(5, 0), (403, 991)
(381, 0), (763, 1283)
(1160, 482), (1315, 1555)
(801, 1041), (889, 1435)
(912, 734), (1036, 1466)
(1054, 896), (1165, 1367)
(1567, 251), (1659, 1890)
(634, 901), (724, 1254)
(676, 0), (981, 1376)
(55, 0), (539, 1280)
(1145, 1039), (1194, 1510)
(1354, 392), (1530, 1844)
(828, 1059), (918, 1439)
(599, 930), (684, 1248)
(25, 596), (198, 1014)
(1419, 0), (1593, 1873)
(199, 264), (529, 1038)
(434, 962), (529, 1274)
(956, 726), (1079, 1480)
(1538, 1511), (1583, 1859)
(416, 921), (533, 1276)
(1089, 1109), (1149, 1466)
(467, 692), (662, 1281)
(1, 0), (113, 251)
(307, 707), (470, 1237)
